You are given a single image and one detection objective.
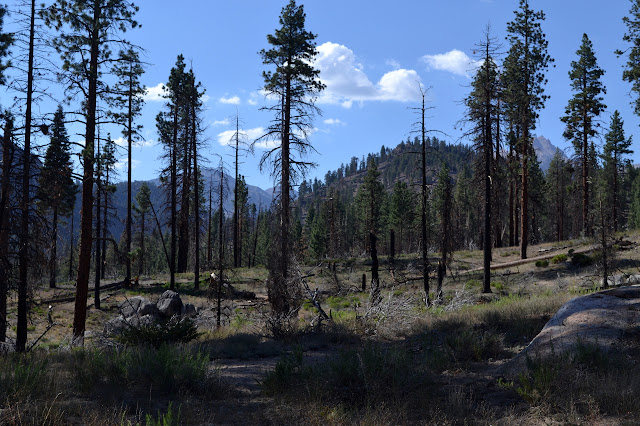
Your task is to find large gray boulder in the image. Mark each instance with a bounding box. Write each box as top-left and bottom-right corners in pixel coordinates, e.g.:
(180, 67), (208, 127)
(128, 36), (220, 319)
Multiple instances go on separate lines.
(157, 290), (183, 318)
(119, 296), (148, 317)
(502, 285), (640, 377)
(181, 303), (197, 317)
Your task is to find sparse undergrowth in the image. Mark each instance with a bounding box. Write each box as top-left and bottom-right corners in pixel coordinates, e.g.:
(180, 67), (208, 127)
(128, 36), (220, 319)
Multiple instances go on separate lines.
(0, 344), (229, 425)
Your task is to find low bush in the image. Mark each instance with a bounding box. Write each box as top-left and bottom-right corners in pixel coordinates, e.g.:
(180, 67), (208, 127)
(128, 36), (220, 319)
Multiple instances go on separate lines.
(535, 260), (549, 267)
(551, 253), (568, 264)
(570, 252), (593, 267)
(114, 316), (201, 349)
(73, 345), (213, 399)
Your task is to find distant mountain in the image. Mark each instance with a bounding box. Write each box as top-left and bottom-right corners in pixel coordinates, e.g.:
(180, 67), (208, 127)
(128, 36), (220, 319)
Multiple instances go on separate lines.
(534, 135), (566, 171)
(71, 167), (274, 241)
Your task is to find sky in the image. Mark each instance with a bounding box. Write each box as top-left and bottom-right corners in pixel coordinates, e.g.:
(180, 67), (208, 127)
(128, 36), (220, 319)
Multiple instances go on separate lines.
(5, 0), (640, 189)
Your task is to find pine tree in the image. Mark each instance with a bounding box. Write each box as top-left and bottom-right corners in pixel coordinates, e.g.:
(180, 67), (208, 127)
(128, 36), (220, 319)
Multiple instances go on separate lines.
(464, 26), (501, 292)
(433, 164), (454, 301)
(390, 181), (415, 254)
(37, 106), (76, 289)
(355, 161), (384, 299)
(109, 47), (145, 288)
(617, 0), (640, 116)
(546, 150), (570, 241)
(601, 111), (633, 232)
(134, 182), (151, 277)
(43, 0), (139, 344)
(257, 0), (324, 315)
(561, 33), (606, 236)
(504, 0), (553, 259)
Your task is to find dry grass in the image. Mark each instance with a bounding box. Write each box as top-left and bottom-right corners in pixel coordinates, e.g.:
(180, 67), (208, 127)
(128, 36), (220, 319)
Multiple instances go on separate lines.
(3, 234), (640, 424)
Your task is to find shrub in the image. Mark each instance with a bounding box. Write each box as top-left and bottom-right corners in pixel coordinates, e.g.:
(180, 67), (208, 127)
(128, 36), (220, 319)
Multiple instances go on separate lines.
(145, 402), (181, 426)
(570, 252), (593, 267)
(73, 345), (213, 399)
(444, 329), (504, 362)
(551, 253), (568, 264)
(535, 260), (549, 267)
(115, 316), (201, 349)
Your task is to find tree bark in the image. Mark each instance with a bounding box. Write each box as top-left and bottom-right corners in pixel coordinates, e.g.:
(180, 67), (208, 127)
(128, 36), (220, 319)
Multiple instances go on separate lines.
(73, 1), (100, 344)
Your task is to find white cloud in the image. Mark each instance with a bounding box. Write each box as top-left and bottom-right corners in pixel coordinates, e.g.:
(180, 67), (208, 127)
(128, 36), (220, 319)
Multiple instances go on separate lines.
(212, 118), (230, 126)
(112, 136), (154, 148)
(115, 158), (141, 171)
(386, 59), (401, 70)
(248, 91), (261, 106)
(421, 49), (481, 77)
(324, 118), (345, 126)
(144, 83), (168, 102)
(219, 96), (241, 105)
(201, 94), (211, 103)
(314, 42), (422, 106)
(217, 127), (276, 148)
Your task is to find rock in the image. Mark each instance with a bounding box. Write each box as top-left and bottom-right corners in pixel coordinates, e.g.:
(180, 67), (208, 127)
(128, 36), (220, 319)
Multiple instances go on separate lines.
(157, 290), (183, 318)
(119, 296), (148, 317)
(182, 303), (197, 317)
(502, 285), (640, 378)
(104, 315), (127, 334)
(138, 300), (159, 317)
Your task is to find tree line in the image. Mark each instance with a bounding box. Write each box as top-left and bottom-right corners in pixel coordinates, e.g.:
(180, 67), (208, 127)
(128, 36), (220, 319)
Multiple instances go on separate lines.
(2, 0), (640, 349)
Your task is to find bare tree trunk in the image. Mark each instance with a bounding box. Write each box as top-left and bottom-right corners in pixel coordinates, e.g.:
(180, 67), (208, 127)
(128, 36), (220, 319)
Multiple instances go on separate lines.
(139, 210), (145, 277)
(420, 91), (430, 306)
(73, 2), (100, 344)
(125, 74), (133, 287)
(17, 0), (36, 352)
(582, 121), (589, 236)
(233, 116), (240, 268)
(207, 177), (212, 270)
(0, 119), (14, 343)
(101, 164), (108, 281)
(49, 208), (58, 288)
(217, 166), (224, 328)
(192, 107), (200, 290)
(170, 106), (177, 290)
(69, 206), (74, 281)
(94, 159), (102, 310)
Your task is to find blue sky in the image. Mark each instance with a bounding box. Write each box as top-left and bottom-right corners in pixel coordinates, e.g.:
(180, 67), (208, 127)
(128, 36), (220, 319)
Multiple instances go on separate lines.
(6, 0), (640, 189)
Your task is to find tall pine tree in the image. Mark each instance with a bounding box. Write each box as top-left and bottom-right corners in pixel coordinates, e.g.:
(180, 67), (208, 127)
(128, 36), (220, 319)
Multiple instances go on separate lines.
(37, 106), (76, 289)
(561, 33), (606, 236)
(257, 0), (324, 316)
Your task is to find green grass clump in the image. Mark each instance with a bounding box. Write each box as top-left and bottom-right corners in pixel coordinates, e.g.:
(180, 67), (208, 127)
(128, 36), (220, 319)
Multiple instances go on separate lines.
(535, 260), (549, 268)
(326, 295), (360, 310)
(73, 345), (213, 399)
(551, 253), (568, 264)
(0, 354), (52, 404)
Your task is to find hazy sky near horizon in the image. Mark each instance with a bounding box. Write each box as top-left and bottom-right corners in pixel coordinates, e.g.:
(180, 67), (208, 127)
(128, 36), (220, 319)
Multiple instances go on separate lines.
(5, 0), (640, 189)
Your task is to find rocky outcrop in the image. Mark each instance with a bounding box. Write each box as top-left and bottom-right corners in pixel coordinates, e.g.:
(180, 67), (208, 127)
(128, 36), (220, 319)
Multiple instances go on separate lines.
(105, 291), (198, 335)
(502, 285), (640, 377)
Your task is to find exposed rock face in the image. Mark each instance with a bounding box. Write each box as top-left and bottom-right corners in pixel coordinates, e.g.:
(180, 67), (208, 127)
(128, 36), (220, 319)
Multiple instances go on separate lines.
(119, 296), (147, 318)
(502, 286), (640, 377)
(106, 291), (197, 335)
(157, 290), (183, 318)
